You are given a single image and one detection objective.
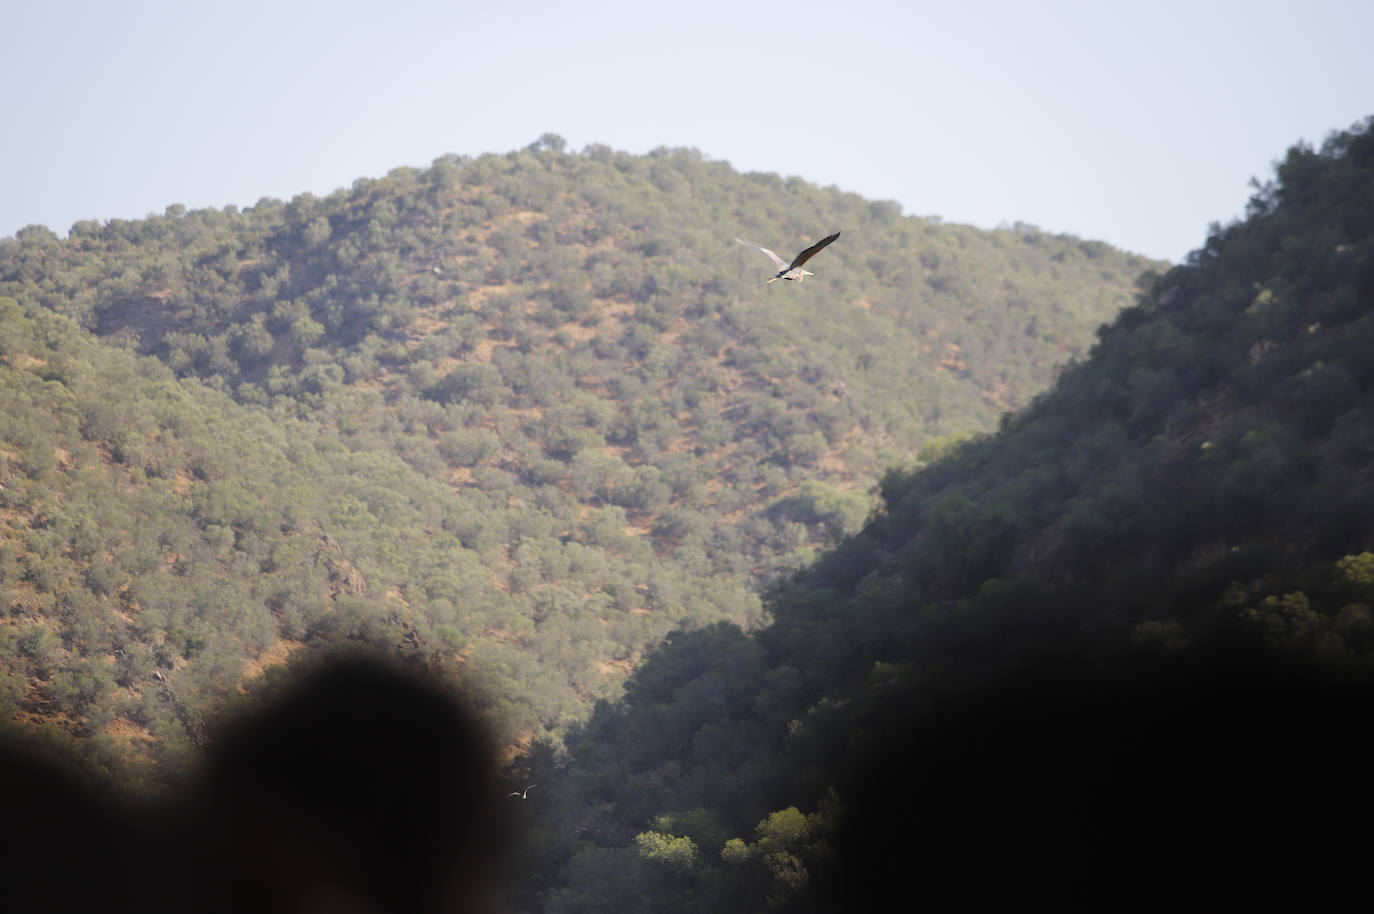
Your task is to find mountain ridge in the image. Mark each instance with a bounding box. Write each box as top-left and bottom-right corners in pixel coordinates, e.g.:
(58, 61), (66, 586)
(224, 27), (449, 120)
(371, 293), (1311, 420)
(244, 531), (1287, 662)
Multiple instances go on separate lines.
(2, 138), (1157, 778)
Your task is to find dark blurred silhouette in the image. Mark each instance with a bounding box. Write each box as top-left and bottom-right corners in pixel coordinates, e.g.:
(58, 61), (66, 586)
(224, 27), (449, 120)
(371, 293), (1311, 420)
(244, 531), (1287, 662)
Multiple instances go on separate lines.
(2, 730), (140, 913)
(8, 648), (1373, 912)
(827, 650), (1374, 912)
(2, 655), (504, 914)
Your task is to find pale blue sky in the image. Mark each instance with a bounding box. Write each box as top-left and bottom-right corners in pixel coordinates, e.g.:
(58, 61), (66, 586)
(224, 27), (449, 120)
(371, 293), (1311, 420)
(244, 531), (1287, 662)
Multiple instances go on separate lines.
(5, 0), (1371, 262)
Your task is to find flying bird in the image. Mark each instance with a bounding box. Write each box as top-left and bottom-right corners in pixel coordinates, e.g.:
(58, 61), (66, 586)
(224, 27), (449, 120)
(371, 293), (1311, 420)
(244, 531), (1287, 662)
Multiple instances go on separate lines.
(506, 784), (536, 799)
(736, 231), (841, 283)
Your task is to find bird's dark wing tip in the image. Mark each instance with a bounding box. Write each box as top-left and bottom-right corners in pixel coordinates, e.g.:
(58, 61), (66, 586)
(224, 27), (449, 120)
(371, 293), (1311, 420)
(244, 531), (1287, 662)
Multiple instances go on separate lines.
(790, 231), (842, 268)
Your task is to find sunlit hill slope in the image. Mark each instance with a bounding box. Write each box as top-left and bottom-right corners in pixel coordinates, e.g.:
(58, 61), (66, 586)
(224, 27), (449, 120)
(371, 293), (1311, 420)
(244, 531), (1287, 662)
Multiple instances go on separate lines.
(0, 136), (1156, 776)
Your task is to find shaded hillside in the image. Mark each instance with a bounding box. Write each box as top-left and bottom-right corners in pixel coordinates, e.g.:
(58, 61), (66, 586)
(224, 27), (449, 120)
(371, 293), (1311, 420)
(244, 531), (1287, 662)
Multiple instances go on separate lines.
(0, 140), (1152, 769)
(512, 119), (1374, 912)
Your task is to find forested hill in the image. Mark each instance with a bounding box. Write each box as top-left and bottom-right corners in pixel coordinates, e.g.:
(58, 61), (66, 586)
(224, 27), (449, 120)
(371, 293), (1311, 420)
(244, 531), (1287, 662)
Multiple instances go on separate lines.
(0, 138), (1153, 772)
(512, 120), (1374, 911)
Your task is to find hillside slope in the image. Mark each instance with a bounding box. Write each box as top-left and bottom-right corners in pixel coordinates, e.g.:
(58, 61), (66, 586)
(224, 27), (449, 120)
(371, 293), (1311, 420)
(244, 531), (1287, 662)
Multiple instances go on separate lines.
(0, 299), (769, 776)
(517, 119), (1374, 912)
(2, 139), (1156, 583)
(1, 139), (1156, 773)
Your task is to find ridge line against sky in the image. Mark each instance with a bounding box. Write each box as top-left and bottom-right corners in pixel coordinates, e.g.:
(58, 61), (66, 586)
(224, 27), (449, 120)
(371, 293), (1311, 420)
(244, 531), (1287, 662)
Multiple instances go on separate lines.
(4, 0), (1372, 263)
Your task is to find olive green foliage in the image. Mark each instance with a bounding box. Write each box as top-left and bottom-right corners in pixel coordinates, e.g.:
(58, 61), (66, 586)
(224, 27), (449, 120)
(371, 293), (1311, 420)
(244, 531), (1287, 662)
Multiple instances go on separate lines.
(0, 299), (755, 774)
(545, 802), (834, 913)
(1, 141), (1150, 595)
(502, 119), (1374, 910)
(0, 140), (1147, 777)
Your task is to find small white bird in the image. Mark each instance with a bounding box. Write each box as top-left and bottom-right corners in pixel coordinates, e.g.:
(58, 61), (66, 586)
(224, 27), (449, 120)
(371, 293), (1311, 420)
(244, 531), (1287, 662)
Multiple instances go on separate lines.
(506, 784), (537, 799)
(736, 231), (841, 283)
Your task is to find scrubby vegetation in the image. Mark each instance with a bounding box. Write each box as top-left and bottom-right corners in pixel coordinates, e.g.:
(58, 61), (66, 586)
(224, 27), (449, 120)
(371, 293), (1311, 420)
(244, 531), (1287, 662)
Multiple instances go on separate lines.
(1, 138), (1150, 779)
(499, 118), (1374, 911)
(13, 117), (1374, 908)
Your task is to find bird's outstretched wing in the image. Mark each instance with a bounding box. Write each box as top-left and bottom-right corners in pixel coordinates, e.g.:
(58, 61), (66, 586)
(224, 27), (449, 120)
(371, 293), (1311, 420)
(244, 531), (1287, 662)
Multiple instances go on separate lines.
(789, 231), (841, 269)
(736, 238), (789, 270)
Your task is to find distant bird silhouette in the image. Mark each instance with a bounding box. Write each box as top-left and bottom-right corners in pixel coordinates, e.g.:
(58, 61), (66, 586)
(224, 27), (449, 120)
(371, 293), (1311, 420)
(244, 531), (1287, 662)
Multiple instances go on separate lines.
(506, 784), (536, 799)
(736, 231), (841, 283)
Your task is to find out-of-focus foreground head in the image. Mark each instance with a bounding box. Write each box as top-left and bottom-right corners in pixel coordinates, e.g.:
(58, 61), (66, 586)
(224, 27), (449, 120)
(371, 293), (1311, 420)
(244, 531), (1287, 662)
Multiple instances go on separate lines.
(3, 654), (504, 914)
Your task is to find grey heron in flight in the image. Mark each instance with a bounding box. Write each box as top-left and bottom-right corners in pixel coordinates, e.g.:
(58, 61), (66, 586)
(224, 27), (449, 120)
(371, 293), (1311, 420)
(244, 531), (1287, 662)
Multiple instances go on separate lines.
(736, 231), (841, 283)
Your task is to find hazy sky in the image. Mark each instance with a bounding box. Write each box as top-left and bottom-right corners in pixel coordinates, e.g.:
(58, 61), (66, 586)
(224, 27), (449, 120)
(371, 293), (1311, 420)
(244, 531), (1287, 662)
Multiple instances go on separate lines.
(5, 0), (1371, 262)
